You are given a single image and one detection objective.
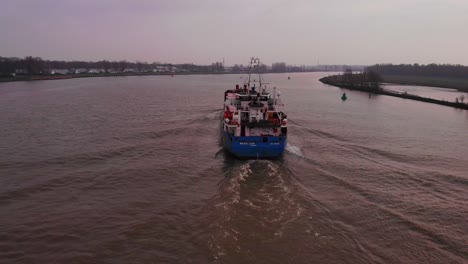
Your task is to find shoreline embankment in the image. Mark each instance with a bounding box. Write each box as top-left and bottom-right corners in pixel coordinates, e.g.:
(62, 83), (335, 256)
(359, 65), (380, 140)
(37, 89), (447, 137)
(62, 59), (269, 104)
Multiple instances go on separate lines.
(379, 74), (468, 93)
(320, 76), (468, 110)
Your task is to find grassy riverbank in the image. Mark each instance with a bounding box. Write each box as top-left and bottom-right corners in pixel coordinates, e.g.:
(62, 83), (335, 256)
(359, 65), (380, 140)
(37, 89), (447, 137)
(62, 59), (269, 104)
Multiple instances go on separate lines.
(320, 75), (468, 110)
(381, 74), (468, 92)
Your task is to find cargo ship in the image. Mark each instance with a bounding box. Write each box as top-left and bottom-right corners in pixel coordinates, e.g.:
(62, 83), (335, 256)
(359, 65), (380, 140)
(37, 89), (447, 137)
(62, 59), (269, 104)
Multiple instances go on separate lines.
(222, 57), (287, 158)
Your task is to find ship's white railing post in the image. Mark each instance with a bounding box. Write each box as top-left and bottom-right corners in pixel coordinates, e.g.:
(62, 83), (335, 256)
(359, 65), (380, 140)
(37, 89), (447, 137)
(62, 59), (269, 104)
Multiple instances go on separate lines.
(273, 87), (276, 103)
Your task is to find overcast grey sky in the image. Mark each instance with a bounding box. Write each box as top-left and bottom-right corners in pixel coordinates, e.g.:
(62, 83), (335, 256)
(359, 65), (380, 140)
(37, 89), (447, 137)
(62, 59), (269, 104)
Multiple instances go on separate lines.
(1, 0), (467, 65)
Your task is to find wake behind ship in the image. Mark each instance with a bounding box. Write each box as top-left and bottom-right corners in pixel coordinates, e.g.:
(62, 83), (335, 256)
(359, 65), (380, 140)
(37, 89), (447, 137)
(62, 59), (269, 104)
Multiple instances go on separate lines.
(223, 58), (287, 158)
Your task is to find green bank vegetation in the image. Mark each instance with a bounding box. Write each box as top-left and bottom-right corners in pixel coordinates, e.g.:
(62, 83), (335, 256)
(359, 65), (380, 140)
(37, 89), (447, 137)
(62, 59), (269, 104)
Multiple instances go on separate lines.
(321, 69), (383, 92)
(320, 70), (468, 110)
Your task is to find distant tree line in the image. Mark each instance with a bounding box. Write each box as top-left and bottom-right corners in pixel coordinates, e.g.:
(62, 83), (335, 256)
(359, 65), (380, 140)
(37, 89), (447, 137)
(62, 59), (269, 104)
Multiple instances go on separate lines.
(320, 69), (383, 91)
(1, 56), (367, 77)
(0, 56), (227, 75)
(366, 64), (468, 79)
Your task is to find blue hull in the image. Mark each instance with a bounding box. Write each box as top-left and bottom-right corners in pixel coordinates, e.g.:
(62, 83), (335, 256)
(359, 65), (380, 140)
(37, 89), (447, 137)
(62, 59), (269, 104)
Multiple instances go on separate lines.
(223, 132), (287, 158)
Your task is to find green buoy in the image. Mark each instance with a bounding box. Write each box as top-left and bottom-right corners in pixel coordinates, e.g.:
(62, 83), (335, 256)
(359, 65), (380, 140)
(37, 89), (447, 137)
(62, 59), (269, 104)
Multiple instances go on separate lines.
(341, 93), (347, 101)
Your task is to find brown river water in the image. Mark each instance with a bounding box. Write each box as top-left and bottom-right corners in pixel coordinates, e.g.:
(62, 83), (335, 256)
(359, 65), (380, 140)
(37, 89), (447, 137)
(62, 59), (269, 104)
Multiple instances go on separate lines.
(0, 73), (467, 263)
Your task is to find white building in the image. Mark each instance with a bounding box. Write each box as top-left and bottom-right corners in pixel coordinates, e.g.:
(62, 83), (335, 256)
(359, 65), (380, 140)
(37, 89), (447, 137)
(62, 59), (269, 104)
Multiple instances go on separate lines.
(74, 68), (88, 74)
(51, 69), (69, 75)
(88, 68), (105, 74)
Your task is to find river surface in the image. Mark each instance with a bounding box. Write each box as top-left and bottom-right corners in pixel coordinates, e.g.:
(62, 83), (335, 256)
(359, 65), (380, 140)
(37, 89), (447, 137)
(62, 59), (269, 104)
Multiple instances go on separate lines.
(1, 73), (467, 264)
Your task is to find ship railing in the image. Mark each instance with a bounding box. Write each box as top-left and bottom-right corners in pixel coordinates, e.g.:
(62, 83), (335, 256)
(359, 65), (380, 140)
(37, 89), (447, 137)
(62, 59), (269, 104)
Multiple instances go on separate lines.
(245, 120), (281, 128)
(236, 105), (251, 111)
(248, 102), (264, 108)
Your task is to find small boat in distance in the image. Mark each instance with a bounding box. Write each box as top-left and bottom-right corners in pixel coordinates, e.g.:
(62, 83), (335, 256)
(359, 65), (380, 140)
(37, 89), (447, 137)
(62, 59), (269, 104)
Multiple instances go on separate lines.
(222, 57), (288, 158)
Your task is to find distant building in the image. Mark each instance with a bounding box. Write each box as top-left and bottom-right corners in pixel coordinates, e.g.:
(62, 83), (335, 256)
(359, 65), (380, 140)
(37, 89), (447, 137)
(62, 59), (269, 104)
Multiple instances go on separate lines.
(40, 69), (52, 75)
(15, 69), (28, 74)
(74, 68), (88, 74)
(51, 69), (69, 75)
(155, 66), (171, 72)
(88, 68), (105, 74)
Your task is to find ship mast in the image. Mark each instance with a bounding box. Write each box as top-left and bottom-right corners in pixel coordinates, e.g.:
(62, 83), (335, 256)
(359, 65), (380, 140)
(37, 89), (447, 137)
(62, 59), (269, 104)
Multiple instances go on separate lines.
(246, 57), (267, 91)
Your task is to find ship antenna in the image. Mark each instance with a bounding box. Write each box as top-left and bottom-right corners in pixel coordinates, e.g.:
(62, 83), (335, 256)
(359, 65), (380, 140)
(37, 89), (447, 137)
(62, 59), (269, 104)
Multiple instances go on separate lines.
(245, 57), (268, 93)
